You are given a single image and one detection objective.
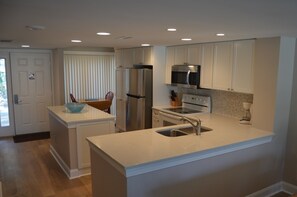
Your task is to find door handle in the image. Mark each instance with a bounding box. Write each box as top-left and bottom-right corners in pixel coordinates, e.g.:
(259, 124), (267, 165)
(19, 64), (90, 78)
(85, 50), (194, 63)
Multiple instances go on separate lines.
(14, 94), (22, 104)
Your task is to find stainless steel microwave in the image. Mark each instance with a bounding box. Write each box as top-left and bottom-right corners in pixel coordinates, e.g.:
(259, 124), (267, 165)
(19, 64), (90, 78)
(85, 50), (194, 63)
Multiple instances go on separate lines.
(171, 65), (201, 88)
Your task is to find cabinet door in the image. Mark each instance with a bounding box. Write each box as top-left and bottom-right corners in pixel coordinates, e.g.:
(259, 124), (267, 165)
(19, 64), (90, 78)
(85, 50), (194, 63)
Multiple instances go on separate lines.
(165, 47), (175, 84)
(187, 44), (202, 65)
(152, 109), (162, 128)
(200, 43), (214, 89)
(212, 42), (233, 91)
(122, 48), (134, 67)
(174, 46), (188, 65)
(115, 49), (123, 67)
(134, 48), (144, 64)
(143, 47), (152, 64)
(232, 40), (254, 93)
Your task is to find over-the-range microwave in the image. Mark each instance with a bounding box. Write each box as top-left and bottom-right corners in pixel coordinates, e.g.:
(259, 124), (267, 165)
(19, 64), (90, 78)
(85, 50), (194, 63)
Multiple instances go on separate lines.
(171, 64), (201, 88)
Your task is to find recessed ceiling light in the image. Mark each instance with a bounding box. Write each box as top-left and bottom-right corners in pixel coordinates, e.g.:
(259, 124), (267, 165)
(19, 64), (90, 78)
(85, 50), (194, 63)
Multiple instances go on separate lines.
(167, 28), (177, 32)
(97, 32), (111, 36)
(181, 38), (192, 41)
(141, 44), (150, 46)
(21, 45), (30, 48)
(71, 40), (82, 43)
(216, 33), (225, 36)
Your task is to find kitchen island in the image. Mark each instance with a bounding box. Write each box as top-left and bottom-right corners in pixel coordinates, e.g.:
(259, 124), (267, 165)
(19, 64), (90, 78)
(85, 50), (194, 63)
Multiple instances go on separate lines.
(48, 105), (115, 179)
(87, 113), (273, 197)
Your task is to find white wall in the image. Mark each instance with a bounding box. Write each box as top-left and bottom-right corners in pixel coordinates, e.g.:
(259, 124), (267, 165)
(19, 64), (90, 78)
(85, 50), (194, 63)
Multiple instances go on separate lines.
(283, 38), (297, 184)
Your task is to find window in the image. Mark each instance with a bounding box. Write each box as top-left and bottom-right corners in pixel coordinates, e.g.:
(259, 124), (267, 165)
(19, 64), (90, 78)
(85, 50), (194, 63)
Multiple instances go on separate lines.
(0, 58), (9, 127)
(64, 52), (116, 113)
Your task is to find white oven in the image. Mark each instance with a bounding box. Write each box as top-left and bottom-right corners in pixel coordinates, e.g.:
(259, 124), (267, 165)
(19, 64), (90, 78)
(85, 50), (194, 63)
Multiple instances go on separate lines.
(159, 94), (211, 126)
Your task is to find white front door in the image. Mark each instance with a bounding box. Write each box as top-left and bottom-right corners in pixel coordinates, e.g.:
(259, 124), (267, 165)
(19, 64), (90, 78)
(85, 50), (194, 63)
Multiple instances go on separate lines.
(11, 52), (52, 135)
(0, 52), (15, 137)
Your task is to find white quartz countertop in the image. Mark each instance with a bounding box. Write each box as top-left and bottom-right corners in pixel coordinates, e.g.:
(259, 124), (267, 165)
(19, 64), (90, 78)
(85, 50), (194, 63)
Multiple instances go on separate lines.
(87, 113), (273, 177)
(48, 105), (115, 128)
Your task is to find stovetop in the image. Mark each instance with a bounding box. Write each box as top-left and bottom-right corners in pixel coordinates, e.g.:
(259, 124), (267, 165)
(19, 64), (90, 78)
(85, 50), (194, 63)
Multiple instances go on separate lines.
(164, 107), (203, 114)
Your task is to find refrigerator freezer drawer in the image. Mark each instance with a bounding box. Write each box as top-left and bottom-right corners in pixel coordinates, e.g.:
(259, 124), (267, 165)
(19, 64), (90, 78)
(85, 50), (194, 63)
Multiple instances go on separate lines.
(126, 96), (146, 131)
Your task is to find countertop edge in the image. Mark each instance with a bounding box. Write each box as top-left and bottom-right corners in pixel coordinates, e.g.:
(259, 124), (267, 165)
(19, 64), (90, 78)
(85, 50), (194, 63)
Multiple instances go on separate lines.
(48, 106), (115, 128)
(88, 133), (273, 177)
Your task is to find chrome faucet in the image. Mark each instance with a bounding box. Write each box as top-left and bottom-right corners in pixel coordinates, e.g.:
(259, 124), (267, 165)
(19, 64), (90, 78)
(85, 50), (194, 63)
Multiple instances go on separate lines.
(180, 116), (201, 135)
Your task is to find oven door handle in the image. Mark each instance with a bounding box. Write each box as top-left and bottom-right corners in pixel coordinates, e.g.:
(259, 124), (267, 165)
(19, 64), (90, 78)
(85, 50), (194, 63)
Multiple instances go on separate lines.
(159, 111), (182, 120)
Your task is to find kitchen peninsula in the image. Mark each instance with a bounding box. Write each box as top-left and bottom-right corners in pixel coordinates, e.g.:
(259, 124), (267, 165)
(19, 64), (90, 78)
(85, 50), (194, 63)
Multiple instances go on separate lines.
(48, 105), (115, 179)
(87, 113), (273, 197)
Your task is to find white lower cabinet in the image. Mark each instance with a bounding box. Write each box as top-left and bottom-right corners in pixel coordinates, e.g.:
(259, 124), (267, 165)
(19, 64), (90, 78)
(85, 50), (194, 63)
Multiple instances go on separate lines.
(152, 109), (162, 128)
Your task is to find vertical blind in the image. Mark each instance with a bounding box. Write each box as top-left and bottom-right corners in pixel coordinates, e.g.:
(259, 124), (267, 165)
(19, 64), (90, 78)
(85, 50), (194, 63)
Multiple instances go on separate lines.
(64, 53), (116, 114)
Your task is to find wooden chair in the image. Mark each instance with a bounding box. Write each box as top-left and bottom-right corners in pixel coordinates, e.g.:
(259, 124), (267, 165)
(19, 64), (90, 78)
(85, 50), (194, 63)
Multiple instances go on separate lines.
(104, 91), (114, 113)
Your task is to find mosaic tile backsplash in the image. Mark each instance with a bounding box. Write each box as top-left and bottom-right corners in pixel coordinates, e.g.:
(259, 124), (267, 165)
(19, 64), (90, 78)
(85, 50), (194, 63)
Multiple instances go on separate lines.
(175, 87), (253, 119)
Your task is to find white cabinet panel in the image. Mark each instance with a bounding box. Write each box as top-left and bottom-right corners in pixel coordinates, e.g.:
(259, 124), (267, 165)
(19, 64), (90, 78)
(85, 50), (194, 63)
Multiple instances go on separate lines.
(174, 46), (188, 65)
(232, 40), (254, 93)
(187, 44), (202, 65)
(115, 49), (123, 67)
(200, 43), (214, 89)
(152, 109), (162, 128)
(77, 122), (115, 169)
(122, 48), (134, 67)
(143, 47), (152, 64)
(134, 48), (144, 64)
(212, 42), (233, 91)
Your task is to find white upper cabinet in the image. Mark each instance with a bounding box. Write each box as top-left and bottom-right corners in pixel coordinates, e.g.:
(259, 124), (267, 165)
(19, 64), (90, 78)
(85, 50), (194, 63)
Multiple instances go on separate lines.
(134, 47), (152, 65)
(200, 43), (214, 89)
(122, 48), (134, 67)
(174, 46), (188, 65)
(212, 42), (234, 91)
(115, 49), (123, 67)
(187, 44), (202, 65)
(116, 47), (153, 67)
(164, 39), (254, 93)
(143, 47), (153, 65)
(232, 40), (254, 93)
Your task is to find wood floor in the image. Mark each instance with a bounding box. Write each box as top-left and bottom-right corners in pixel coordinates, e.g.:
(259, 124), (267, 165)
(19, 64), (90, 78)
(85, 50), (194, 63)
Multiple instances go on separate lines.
(0, 137), (295, 197)
(0, 137), (92, 197)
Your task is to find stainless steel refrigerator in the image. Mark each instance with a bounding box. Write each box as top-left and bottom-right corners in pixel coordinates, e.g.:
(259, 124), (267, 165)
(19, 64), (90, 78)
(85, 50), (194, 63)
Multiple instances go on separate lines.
(126, 65), (153, 131)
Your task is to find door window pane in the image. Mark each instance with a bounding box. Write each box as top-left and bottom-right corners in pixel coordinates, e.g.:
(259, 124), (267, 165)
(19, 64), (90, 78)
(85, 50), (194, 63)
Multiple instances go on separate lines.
(0, 59), (10, 127)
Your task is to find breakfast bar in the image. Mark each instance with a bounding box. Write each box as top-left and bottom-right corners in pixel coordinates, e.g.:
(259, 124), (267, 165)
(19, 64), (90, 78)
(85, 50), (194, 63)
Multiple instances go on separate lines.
(87, 113), (273, 197)
(48, 105), (115, 179)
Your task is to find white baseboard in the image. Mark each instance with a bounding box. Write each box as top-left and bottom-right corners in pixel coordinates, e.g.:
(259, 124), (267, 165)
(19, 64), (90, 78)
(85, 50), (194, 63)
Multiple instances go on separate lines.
(49, 145), (90, 179)
(283, 181), (297, 195)
(247, 181), (297, 197)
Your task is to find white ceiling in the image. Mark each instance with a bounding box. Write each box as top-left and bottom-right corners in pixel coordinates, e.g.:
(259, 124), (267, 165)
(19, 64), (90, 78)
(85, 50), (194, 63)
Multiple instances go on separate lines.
(1, 0), (297, 49)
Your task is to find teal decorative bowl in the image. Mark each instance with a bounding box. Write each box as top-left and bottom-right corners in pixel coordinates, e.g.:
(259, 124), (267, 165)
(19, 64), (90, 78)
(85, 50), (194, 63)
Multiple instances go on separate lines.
(65, 103), (86, 113)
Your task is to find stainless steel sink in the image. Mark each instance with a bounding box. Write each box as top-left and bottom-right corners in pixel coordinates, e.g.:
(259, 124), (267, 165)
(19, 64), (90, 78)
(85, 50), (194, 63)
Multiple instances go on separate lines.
(156, 126), (212, 137)
(157, 129), (188, 137)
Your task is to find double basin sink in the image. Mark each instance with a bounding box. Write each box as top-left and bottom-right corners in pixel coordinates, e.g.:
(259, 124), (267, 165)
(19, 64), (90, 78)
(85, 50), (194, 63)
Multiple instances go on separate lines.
(156, 126), (212, 137)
